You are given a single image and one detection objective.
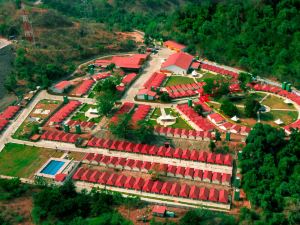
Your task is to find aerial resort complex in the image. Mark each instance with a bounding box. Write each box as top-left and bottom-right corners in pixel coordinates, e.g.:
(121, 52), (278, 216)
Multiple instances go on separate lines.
(0, 0), (299, 224)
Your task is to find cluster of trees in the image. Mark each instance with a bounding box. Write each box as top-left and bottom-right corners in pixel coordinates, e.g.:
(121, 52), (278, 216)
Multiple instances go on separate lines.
(240, 124), (300, 225)
(110, 114), (155, 144)
(203, 78), (229, 99)
(96, 76), (122, 116)
(32, 180), (139, 225)
(165, 0), (300, 87)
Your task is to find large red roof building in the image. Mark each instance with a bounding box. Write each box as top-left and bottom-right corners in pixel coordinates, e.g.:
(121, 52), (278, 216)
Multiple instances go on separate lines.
(161, 52), (194, 75)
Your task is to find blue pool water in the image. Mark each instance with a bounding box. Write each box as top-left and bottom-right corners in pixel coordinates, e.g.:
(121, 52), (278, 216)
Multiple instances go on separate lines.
(41, 160), (65, 175)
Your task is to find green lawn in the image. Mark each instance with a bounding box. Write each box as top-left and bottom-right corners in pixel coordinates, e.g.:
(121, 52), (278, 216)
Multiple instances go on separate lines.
(196, 72), (227, 82)
(0, 143), (63, 178)
(261, 95), (296, 110)
(164, 76), (195, 87)
(150, 108), (193, 130)
(71, 104), (101, 122)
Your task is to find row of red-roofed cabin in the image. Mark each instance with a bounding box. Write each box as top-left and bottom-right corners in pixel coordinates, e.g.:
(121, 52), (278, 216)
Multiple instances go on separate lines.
(207, 113), (251, 136)
(154, 126), (212, 140)
(110, 102), (135, 124)
(86, 138), (233, 167)
(0, 119), (9, 133)
(251, 83), (300, 110)
(165, 82), (204, 93)
(143, 72), (167, 90)
(48, 100), (81, 125)
(168, 90), (199, 99)
(92, 72), (111, 81)
(131, 104), (151, 125)
(72, 168), (230, 205)
(0, 105), (21, 120)
(40, 130), (80, 143)
(72, 79), (95, 97)
(82, 153), (231, 186)
(200, 63), (239, 80)
(176, 104), (215, 131)
(66, 120), (96, 131)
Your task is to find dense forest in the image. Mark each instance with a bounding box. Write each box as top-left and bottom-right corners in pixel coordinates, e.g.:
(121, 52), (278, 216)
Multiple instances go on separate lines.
(239, 124), (300, 225)
(42, 0), (300, 87)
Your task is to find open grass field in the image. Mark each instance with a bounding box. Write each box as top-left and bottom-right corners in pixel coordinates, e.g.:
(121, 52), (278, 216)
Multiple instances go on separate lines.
(164, 76), (195, 87)
(261, 95), (296, 110)
(0, 143), (63, 178)
(196, 71), (227, 82)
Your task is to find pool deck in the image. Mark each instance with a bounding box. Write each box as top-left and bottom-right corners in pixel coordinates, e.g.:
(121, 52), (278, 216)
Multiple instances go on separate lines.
(35, 157), (71, 179)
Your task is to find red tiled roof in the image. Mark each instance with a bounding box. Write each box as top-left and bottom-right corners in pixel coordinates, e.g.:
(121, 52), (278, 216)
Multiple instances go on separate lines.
(209, 188), (219, 202)
(106, 174), (119, 186)
(199, 187), (209, 200)
(122, 73), (137, 85)
(89, 171), (101, 183)
(191, 61), (201, 69)
(189, 185), (199, 199)
(0, 106), (20, 120)
(115, 174), (127, 187)
(133, 177), (145, 190)
(219, 190), (228, 203)
(161, 52), (194, 71)
(179, 184), (190, 198)
(72, 167), (86, 180)
(152, 205), (166, 215)
(160, 182), (173, 195)
(98, 172), (110, 184)
(73, 79), (95, 96)
(142, 179), (154, 192)
(164, 40), (186, 51)
(54, 80), (71, 90)
(170, 183), (181, 196)
(124, 176), (136, 189)
(55, 173), (67, 182)
(151, 181), (163, 193)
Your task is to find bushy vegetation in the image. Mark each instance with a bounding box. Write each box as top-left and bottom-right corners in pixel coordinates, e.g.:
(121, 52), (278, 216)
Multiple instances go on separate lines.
(32, 180), (136, 225)
(43, 0), (300, 87)
(0, 178), (29, 200)
(240, 124), (300, 224)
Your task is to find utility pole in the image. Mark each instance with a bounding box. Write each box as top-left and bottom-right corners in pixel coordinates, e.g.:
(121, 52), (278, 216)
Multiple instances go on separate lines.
(20, 2), (36, 45)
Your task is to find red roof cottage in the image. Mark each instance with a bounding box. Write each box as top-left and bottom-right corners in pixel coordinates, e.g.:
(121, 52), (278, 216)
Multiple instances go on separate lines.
(164, 40), (186, 52)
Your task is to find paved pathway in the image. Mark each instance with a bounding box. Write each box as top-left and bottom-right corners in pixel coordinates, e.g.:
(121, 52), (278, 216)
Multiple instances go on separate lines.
(121, 47), (173, 102)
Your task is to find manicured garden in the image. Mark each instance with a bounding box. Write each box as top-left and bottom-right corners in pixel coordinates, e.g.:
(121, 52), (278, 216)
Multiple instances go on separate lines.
(71, 103), (102, 122)
(0, 143), (63, 178)
(164, 76), (195, 87)
(149, 107), (193, 130)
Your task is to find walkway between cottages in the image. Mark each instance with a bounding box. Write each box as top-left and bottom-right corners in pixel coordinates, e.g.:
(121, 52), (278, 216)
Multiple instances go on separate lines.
(121, 47), (173, 102)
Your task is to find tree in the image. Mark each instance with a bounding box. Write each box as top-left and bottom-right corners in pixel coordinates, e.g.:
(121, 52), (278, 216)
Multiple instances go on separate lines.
(109, 113), (132, 139)
(220, 98), (238, 117)
(209, 140), (216, 151)
(238, 72), (252, 91)
(97, 93), (115, 116)
(160, 92), (171, 102)
(203, 78), (217, 94)
(244, 95), (261, 118)
(107, 63), (116, 72)
(134, 120), (155, 144)
(194, 104), (203, 116)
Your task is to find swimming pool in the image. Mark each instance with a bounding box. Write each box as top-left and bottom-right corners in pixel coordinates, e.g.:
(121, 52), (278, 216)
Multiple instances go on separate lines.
(40, 160), (65, 175)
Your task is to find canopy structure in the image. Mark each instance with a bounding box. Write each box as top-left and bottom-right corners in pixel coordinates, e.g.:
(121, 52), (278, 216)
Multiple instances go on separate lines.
(157, 114), (176, 126)
(284, 99), (292, 104)
(274, 119), (284, 125)
(231, 115), (239, 122)
(192, 70), (198, 77)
